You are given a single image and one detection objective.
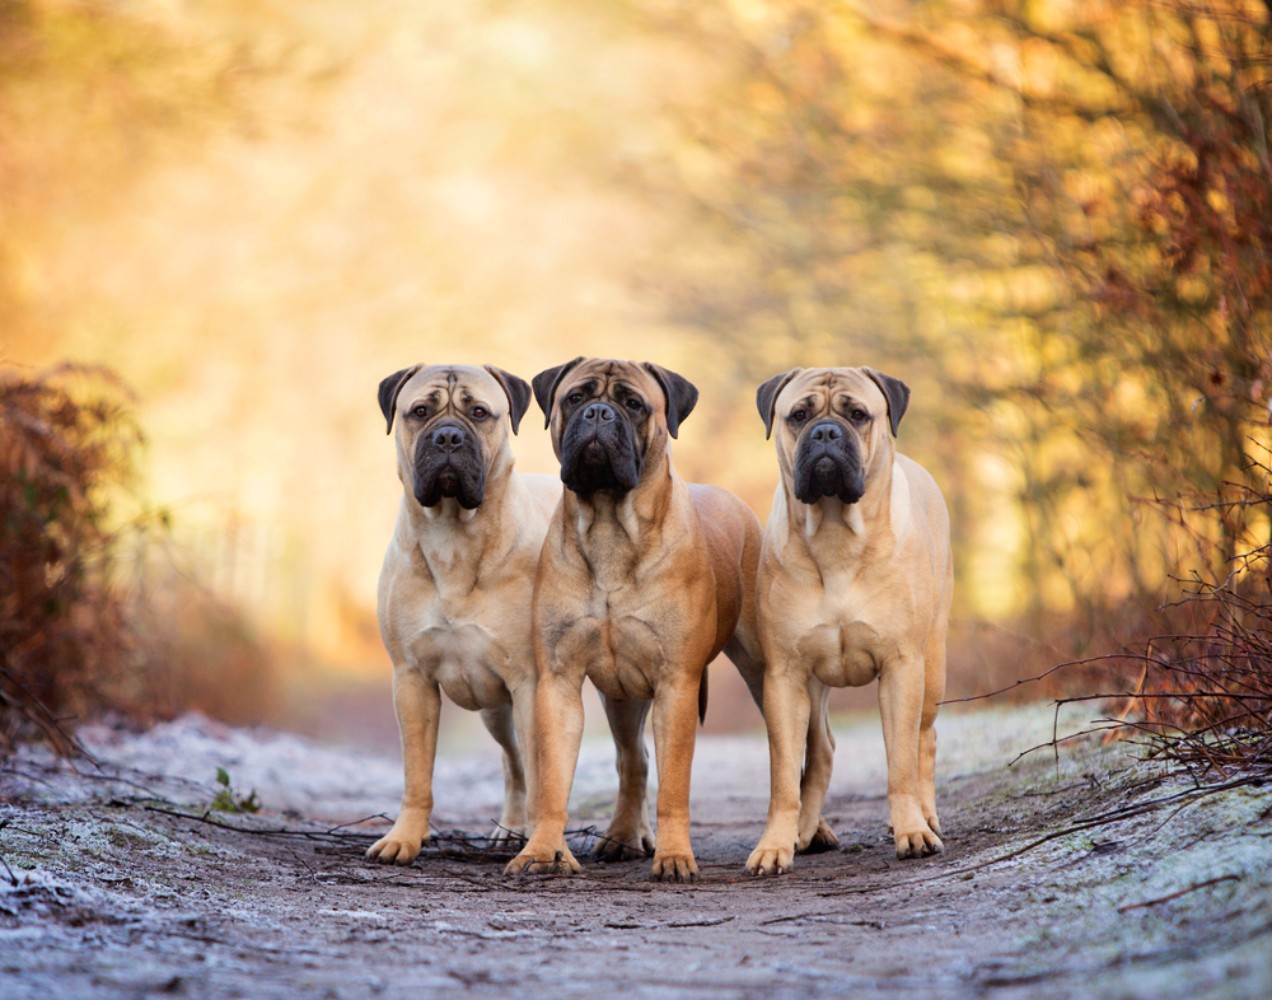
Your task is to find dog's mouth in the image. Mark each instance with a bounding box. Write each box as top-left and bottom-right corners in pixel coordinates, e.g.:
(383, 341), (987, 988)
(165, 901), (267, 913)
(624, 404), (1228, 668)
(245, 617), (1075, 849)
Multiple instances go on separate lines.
(414, 442), (485, 511)
(435, 468), (461, 496)
(559, 417), (642, 496)
(793, 445), (865, 505)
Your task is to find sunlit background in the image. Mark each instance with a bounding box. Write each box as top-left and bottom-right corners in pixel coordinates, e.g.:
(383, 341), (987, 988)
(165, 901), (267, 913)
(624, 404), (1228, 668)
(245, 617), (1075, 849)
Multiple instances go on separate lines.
(4, 0), (1269, 749)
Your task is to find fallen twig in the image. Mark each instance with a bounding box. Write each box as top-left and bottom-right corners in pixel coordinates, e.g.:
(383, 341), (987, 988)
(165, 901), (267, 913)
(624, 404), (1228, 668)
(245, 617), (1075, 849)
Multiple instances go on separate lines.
(1117, 874), (1241, 912)
(604, 916), (735, 929)
(952, 772), (1270, 875)
(759, 911), (884, 928)
(136, 803), (623, 865)
(938, 653), (1137, 706)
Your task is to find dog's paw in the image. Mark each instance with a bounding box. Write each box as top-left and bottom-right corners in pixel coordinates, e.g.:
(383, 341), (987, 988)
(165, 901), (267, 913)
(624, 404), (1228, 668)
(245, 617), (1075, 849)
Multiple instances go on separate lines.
(797, 817), (840, 854)
(594, 821), (655, 861)
(746, 842), (794, 876)
(366, 828), (428, 866)
(504, 844), (581, 876)
(925, 811), (942, 836)
(650, 850), (698, 883)
(894, 826), (944, 860)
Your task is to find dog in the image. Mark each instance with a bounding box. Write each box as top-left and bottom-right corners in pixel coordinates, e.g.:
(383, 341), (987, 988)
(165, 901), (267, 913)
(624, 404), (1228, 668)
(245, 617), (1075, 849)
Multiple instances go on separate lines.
(366, 364), (559, 865)
(503, 357), (766, 882)
(745, 366), (953, 874)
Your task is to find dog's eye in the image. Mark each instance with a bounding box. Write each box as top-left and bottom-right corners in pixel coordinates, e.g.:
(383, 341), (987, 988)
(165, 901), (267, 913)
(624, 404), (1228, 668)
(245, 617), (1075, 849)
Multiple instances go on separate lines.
(624, 397), (643, 412)
(791, 408), (808, 423)
(850, 408), (869, 423)
(411, 405), (429, 419)
(470, 406), (488, 420)
(566, 392), (585, 406)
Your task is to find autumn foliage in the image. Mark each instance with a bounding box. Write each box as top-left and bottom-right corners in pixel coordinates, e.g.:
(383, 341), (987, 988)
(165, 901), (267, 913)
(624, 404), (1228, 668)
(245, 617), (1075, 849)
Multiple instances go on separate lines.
(0, 364), (140, 753)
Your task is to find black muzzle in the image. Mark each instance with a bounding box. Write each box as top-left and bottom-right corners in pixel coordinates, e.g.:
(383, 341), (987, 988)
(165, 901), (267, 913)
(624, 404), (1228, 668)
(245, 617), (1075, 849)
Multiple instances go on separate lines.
(793, 421), (865, 504)
(558, 401), (642, 496)
(413, 421), (485, 509)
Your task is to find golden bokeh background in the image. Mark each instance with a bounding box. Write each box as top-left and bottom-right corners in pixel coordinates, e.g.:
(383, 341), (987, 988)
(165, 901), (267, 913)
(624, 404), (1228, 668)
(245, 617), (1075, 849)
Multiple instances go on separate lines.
(5, 0), (1269, 745)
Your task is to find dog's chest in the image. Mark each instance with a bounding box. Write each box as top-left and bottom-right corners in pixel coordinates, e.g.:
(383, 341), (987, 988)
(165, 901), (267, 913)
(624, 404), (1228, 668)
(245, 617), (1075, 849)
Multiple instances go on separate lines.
(793, 577), (903, 687)
(549, 594), (667, 700)
(800, 620), (887, 687)
(406, 616), (510, 711)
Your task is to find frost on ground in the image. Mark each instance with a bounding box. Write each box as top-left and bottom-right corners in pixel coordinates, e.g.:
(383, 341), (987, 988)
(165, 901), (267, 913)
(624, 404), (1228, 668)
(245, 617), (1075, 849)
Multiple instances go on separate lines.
(1, 707), (1270, 999)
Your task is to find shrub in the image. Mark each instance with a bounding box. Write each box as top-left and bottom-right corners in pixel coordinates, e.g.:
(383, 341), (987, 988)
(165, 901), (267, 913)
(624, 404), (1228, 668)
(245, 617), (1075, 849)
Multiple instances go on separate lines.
(0, 363), (142, 754)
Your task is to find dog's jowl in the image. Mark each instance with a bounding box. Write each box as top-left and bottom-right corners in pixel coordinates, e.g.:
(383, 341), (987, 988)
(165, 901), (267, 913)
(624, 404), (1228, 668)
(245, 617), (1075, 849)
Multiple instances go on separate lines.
(746, 366), (953, 874)
(367, 364), (558, 866)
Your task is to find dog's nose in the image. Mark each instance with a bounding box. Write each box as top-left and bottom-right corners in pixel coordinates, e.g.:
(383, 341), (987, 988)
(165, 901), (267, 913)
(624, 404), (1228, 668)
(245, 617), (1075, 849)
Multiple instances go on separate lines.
(431, 425), (467, 452)
(582, 402), (616, 423)
(809, 421), (843, 443)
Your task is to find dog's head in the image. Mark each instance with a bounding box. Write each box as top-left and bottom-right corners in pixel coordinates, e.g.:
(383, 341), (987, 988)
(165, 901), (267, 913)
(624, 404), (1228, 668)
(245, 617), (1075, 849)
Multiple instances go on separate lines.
(756, 366), (910, 506)
(531, 357), (698, 498)
(377, 364), (531, 510)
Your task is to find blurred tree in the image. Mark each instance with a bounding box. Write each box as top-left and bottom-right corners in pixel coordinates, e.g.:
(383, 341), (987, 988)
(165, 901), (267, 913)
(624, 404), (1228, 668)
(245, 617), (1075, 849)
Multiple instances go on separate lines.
(629, 0), (1272, 645)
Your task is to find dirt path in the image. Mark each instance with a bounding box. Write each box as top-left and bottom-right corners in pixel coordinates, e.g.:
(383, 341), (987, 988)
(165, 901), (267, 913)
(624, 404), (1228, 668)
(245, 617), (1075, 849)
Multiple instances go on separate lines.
(2, 707), (1270, 998)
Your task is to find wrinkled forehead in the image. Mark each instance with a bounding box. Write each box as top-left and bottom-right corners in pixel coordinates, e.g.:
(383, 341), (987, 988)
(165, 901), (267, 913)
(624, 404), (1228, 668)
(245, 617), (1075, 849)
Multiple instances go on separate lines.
(780, 367), (883, 412)
(402, 365), (499, 405)
(564, 359), (659, 399)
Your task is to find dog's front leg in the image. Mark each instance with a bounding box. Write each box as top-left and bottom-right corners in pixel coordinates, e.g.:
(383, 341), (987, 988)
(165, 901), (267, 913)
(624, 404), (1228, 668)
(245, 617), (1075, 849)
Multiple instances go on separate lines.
(504, 671), (584, 875)
(878, 654), (943, 859)
(367, 669), (440, 865)
(746, 663), (810, 875)
(649, 679), (701, 882)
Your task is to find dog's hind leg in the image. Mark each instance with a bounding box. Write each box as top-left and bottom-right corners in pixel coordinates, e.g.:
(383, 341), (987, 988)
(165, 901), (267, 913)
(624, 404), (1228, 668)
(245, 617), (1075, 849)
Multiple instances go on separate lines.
(919, 626), (947, 837)
(797, 678), (839, 852)
(480, 702), (527, 843)
(724, 634), (765, 719)
(594, 694), (655, 860)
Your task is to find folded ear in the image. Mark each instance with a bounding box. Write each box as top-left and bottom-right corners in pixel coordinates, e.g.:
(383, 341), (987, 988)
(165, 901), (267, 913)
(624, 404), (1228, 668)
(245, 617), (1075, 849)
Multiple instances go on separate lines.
(863, 367), (911, 437)
(377, 365), (422, 434)
(755, 368), (801, 440)
(482, 365), (532, 435)
(641, 363), (698, 439)
(531, 357), (585, 428)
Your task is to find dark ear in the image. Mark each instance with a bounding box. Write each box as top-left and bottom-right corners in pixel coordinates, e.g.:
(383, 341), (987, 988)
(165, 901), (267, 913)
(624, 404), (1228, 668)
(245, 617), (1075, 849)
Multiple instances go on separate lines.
(482, 365), (532, 435)
(531, 357), (584, 428)
(642, 363), (698, 439)
(756, 368), (801, 440)
(377, 365), (422, 434)
(863, 367), (911, 437)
